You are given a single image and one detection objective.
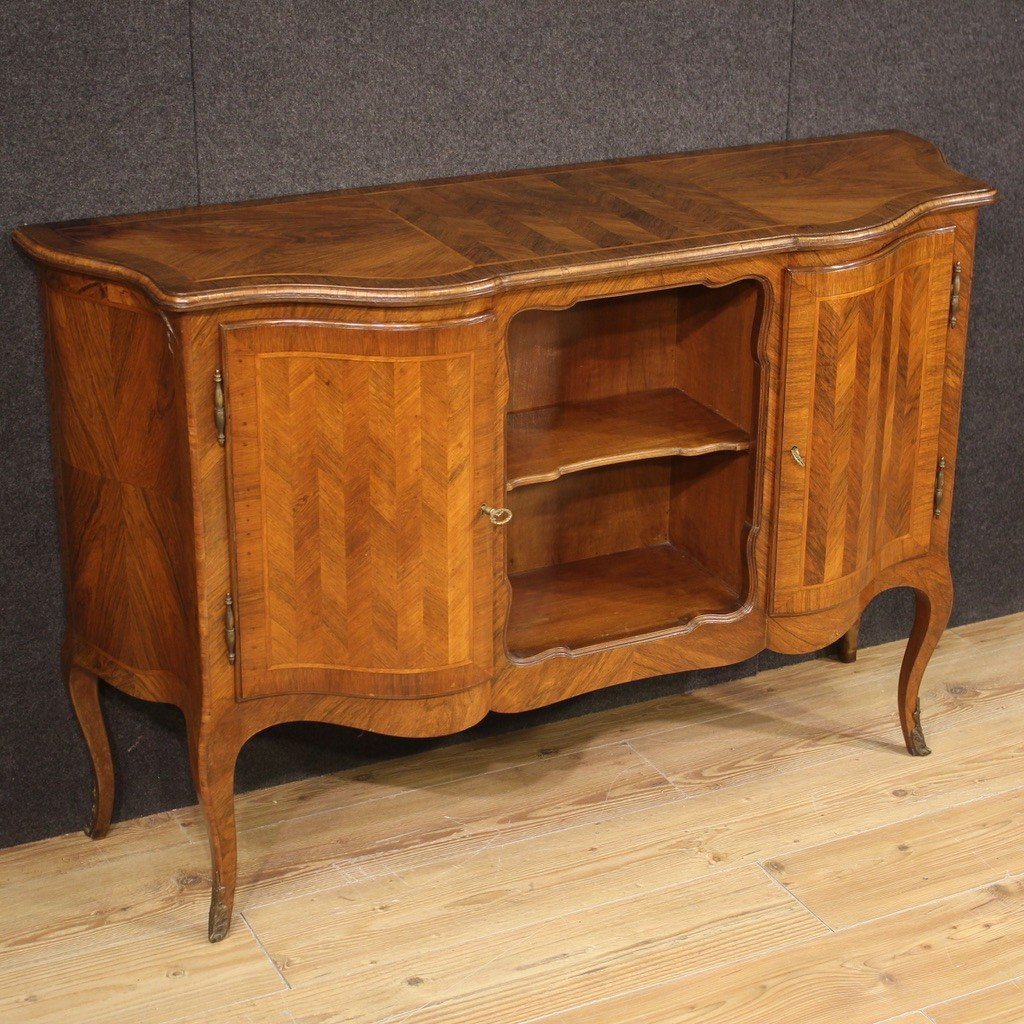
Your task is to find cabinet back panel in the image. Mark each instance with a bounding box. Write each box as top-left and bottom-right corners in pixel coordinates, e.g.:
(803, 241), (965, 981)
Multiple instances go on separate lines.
(675, 279), (762, 433)
(507, 291), (680, 412)
(506, 461), (672, 574)
(670, 451), (752, 596)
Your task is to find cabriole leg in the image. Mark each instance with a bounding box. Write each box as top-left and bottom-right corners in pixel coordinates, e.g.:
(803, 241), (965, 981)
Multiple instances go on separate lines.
(66, 665), (115, 839)
(898, 576), (953, 756)
(189, 726), (239, 942)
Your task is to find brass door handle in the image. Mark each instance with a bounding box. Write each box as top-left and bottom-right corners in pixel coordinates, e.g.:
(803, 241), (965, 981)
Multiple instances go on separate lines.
(790, 445), (806, 468)
(480, 504), (513, 526)
(934, 456), (946, 517)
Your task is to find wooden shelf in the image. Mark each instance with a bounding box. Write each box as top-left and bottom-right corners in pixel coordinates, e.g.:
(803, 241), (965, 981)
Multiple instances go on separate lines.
(506, 544), (740, 660)
(506, 388), (750, 490)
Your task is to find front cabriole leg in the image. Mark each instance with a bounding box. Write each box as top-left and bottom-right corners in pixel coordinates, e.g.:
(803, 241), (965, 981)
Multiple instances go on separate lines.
(188, 722), (240, 942)
(897, 568), (953, 756)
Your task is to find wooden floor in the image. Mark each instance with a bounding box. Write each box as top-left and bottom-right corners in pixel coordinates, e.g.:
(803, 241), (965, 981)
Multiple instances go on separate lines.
(2, 614), (1023, 1024)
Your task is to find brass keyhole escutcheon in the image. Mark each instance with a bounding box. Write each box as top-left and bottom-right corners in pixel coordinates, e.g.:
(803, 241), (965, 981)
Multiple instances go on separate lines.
(480, 503), (513, 526)
(790, 445), (806, 468)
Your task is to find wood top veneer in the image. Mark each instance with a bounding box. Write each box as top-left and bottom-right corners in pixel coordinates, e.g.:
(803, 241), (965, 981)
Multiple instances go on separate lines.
(13, 131), (994, 310)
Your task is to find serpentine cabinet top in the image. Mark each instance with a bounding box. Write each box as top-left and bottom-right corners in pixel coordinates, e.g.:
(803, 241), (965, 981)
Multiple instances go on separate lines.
(15, 131), (995, 310)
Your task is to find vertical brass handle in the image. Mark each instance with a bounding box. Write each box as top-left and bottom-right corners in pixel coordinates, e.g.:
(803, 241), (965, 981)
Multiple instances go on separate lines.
(934, 456), (946, 518)
(949, 261), (962, 327)
(480, 504), (513, 526)
(214, 369), (226, 447)
(224, 592), (237, 664)
(790, 445), (806, 468)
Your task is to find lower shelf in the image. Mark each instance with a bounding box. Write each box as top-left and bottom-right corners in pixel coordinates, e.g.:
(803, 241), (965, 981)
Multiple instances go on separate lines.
(506, 544), (740, 660)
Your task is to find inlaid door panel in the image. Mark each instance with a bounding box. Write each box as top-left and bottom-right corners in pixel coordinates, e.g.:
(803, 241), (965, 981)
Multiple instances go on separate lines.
(222, 314), (497, 699)
(773, 228), (955, 615)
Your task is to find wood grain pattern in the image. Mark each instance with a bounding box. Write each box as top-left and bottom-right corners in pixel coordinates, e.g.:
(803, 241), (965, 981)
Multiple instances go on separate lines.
(0, 918), (283, 1024)
(765, 790), (1024, 928)
(507, 543), (741, 659)
(249, 866), (826, 1019)
(553, 880), (1024, 1024)
(929, 980), (1024, 1024)
(506, 387), (749, 489)
(14, 132), (994, 310)
(17, 136), (994, 942)
(42, 278), (199, 698)
(773, 227), (954, 615)
(222, 314), (496, 699)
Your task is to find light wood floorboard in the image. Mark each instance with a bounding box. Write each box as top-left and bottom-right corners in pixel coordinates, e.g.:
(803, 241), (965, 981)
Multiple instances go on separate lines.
(764, 789), (1024, 928)
(927, 977), (1024, 1024)
(0, 612), (1019, 1024)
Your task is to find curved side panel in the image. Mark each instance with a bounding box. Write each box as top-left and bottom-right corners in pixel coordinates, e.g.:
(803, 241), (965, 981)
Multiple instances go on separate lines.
(43, 275), (200, 706)
(68, 637), (192, 711)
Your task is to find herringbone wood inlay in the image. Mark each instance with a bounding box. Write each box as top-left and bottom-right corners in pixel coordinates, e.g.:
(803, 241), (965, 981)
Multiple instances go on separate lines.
(773, 228), (954, 615)
(222, 317), (496, 700)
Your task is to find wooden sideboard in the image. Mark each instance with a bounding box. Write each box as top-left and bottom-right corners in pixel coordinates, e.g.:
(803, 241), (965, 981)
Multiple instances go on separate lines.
(14, 131), (996, 941)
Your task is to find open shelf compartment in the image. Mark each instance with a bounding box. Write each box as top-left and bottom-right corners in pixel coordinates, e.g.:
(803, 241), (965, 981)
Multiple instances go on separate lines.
(504, 279), (763, 660)
(507, 543), (740, 659)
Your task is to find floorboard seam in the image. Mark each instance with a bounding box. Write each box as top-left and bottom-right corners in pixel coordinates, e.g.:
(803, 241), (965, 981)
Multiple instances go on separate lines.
(255, 858), (773, 983)
(922, 970), (1024, 1018)
(444, 874), (1024, 1024)
(221, 668), (1013, 846)
(756, 860), (836, 932)
(238, 790), (689, 912)
(828, 869), (1024, 935)
(754, 783), (1024, 882)
(623, 738), (681, 791)
(324, 712), (1021, 875)
(230, 752), (1024, 916)
(372, 927), (835, 1024)
(242, 911), (292, 991)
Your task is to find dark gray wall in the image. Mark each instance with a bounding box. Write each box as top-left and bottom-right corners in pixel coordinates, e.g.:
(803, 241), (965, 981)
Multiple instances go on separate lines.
(2, 1), (1020, 847)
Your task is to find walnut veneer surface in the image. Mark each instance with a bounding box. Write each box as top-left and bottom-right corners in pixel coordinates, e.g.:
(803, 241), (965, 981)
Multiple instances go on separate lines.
(17, 131), (991, 308)
(14, 130), (996, 942)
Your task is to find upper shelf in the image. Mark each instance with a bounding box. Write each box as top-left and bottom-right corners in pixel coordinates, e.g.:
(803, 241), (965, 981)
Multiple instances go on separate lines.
(13, 132), (995, 311)
(506, 388), (749, 490)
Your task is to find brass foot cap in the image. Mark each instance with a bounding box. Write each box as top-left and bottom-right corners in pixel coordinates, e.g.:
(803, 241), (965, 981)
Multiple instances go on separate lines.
(208, 894), (231, 943)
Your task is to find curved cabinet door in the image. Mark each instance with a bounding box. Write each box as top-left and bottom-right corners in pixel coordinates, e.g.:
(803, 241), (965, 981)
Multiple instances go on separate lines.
(772, 228), (955, 615)
(221, 313), (498, 700)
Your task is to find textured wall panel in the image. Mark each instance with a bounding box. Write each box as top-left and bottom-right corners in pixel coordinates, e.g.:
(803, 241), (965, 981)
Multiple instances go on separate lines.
(190, 0), (791, 201)
(0, 2), (197, 845)
(786, 0), (1023, 647)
